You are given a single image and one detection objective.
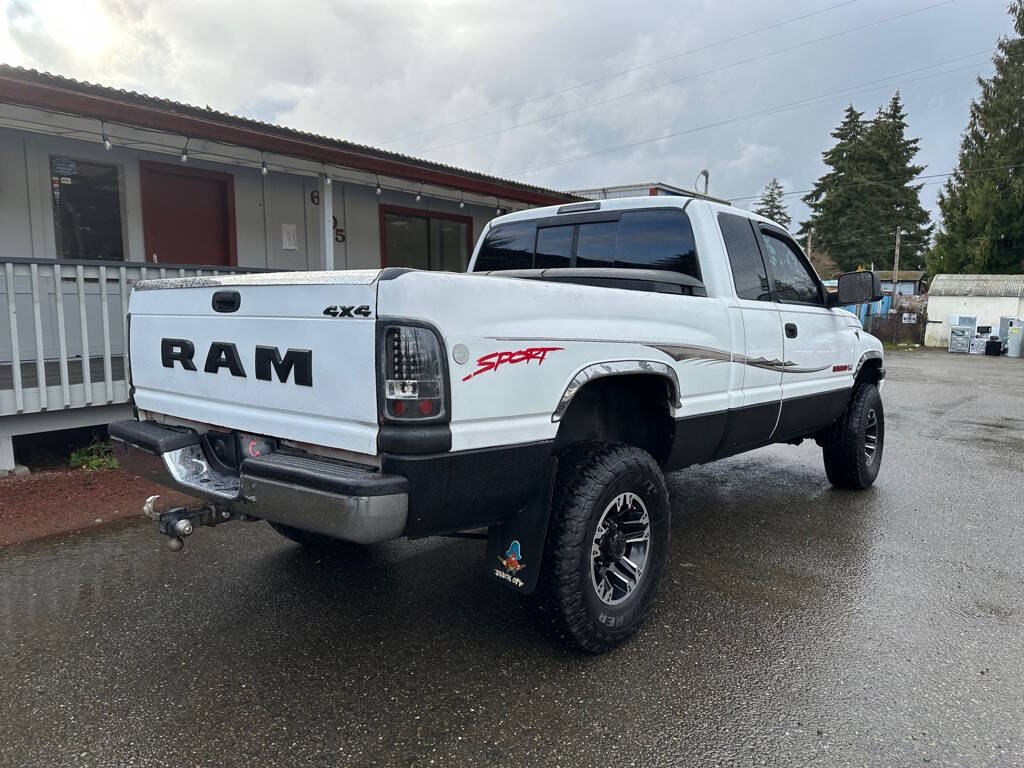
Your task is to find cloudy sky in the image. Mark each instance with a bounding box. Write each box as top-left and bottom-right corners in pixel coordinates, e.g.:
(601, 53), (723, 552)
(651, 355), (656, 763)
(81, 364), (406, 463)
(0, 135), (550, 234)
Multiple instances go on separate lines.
(0, 0), (1013, 224)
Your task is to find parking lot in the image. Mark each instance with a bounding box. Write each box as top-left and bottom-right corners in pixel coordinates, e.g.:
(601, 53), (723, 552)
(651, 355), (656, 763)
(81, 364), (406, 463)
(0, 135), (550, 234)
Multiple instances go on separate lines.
(1, 349), (1022, 767)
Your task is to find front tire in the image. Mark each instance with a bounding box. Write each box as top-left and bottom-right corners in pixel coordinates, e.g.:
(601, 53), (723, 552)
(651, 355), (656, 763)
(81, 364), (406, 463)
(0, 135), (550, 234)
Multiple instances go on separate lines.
(822, 383), (884, 490)
(536, 441), (670, 653)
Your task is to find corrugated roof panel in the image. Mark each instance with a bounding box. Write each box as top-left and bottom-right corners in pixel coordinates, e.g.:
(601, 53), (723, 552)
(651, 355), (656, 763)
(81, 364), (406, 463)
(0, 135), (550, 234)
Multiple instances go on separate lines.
(0, 64), (575, 203)
(929, 274), (1024, 297)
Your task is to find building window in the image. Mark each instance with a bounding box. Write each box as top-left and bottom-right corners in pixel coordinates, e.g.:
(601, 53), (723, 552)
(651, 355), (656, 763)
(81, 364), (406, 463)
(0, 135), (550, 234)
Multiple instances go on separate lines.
(50, 157), (125, 260)
(382, 206), (472, 271)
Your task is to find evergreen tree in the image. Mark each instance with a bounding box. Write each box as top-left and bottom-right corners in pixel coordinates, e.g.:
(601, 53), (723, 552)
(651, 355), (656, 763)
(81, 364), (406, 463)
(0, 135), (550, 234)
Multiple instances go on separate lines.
(799, 105), (878, 272)
(861, 92), (933, 267)
(799, 97), (932, 273)
(753, 178), (791, 229)
(932, 1), (1024, 274)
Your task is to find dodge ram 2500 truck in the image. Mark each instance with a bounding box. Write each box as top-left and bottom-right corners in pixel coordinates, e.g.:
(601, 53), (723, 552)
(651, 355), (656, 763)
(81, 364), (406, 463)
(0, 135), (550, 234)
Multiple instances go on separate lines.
(110, 194), (885, 653)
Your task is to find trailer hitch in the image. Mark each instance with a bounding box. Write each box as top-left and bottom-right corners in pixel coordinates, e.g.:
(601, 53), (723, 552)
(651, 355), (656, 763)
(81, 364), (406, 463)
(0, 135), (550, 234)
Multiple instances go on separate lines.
(142, 495), (244, 551)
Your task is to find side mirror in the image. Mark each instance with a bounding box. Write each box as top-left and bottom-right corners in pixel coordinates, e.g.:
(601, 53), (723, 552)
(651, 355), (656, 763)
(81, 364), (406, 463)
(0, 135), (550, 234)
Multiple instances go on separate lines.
(835, 270), (882, 305)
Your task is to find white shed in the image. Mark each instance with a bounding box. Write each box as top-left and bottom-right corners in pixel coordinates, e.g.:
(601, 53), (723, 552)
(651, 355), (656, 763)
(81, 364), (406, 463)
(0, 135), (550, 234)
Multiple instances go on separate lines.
(925, 274), (1024, 347)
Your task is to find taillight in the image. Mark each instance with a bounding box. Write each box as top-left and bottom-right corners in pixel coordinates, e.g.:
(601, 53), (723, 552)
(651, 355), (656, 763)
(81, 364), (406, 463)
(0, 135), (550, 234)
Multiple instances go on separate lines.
(380, 324), (447, 422)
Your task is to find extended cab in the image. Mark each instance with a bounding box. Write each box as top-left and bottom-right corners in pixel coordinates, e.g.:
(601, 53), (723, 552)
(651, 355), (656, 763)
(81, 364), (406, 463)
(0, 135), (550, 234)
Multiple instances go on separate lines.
(111, 195), (885, 653)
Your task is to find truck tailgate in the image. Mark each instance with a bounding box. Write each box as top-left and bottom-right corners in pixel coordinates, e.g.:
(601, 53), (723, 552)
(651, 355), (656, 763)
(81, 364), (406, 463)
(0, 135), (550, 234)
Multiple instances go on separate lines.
(128, 271), (381, 455)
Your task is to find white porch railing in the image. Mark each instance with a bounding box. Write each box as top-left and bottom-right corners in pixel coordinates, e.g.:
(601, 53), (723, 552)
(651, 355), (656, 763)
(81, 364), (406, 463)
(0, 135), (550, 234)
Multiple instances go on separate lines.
(1, 257), (276, 418)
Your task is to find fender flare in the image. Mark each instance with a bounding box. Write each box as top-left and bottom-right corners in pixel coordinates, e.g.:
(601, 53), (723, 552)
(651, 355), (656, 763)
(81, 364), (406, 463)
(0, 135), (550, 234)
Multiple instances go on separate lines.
(551, 360), (682, 423)
(854, 349), (883, 378)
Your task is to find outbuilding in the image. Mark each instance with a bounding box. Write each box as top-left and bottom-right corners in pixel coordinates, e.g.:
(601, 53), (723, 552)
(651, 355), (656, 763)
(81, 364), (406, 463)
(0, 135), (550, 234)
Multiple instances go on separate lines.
(924, 274), (1024, 347)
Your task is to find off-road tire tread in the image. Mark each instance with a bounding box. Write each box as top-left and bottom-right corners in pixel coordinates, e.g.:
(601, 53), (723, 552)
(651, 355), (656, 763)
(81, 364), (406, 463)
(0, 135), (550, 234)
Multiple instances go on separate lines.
(535, 441), (669, 653)
(822, 383), (883, 490)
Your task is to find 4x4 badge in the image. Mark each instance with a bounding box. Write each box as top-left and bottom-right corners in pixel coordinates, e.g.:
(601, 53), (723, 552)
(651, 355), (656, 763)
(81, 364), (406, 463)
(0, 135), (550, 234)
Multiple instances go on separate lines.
(323, 305), (371, 318)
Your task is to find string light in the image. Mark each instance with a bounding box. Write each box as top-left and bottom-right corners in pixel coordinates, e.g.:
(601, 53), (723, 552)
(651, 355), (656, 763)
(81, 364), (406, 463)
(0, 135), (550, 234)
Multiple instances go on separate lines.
(77, 115), (536, 211)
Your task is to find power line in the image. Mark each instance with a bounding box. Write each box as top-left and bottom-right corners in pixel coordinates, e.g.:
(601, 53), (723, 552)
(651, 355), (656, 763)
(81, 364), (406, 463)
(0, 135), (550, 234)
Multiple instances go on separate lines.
(420, 2), (968, 155)
(382, 0), (865, 145)
(732, 162), (1024, 217)
(504, 56), (989, 178)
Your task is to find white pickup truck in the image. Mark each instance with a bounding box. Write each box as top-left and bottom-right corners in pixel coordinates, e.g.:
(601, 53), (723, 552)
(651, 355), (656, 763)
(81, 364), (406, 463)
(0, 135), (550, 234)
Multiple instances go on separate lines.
(111, 194), (885, 653)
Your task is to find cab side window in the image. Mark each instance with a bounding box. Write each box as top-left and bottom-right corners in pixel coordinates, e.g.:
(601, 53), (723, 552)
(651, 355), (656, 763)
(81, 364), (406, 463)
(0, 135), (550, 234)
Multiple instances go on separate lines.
(719, 212), (770, 301)
(759, 231), (822, 304)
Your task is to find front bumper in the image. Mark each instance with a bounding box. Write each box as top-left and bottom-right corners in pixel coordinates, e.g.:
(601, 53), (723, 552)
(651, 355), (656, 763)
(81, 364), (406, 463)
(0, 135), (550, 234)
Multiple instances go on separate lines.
(109, 420), (409, 544)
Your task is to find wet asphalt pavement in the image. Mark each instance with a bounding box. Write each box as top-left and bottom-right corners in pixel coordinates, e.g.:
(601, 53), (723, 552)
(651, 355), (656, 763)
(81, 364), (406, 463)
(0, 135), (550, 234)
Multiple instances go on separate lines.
(2, 350), (1023, 767)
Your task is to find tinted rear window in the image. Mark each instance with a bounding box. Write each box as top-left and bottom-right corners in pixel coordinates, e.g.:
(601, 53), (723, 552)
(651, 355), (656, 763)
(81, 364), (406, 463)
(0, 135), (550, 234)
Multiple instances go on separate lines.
(473, 222), (535, 271)
(614, 210), (700, 280)
(534, 225), (573, 269)
(473, 208), (701, 282)
(576, 221), (617, 267)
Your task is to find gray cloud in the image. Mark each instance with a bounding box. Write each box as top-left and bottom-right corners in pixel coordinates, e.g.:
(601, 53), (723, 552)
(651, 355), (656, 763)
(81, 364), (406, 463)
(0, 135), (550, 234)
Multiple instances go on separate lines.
(1, 0), (1011, 226)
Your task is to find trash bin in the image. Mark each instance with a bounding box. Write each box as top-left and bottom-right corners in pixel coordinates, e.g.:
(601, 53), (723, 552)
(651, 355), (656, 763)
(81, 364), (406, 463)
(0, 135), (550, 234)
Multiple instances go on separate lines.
(985, 337), (1002, 356)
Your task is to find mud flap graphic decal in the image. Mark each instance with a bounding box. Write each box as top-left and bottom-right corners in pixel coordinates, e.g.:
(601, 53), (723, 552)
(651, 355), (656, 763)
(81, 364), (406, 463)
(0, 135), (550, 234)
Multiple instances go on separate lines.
(486, 457), (556, 593)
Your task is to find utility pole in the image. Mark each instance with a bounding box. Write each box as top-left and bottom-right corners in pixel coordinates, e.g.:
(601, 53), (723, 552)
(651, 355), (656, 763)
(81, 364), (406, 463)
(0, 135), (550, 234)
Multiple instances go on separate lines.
(892, 227), (901, 303)
(891, 227), (901, 344)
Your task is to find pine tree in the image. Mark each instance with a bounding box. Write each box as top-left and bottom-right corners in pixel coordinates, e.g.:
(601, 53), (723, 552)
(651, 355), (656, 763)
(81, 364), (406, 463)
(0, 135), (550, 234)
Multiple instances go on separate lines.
(753, 178), (791, 229)
(861, 92), (933, 267)
(799, 105), (877, 272)
(932, 1), (1024, 274)
(800, 98), (932, 273)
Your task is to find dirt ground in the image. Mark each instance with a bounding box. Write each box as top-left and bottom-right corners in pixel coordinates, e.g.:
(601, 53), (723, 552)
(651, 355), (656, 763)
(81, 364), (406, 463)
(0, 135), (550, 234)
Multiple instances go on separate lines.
(0, 467), (195, 547)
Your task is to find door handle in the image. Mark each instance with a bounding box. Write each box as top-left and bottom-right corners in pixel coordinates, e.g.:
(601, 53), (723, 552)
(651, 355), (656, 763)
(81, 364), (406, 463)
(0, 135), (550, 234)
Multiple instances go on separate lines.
(785, 323), (798, 338)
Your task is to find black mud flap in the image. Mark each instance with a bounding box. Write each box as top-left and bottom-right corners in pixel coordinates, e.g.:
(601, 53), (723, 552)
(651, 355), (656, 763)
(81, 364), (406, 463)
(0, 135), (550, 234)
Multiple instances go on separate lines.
(486, 457), (557, 594)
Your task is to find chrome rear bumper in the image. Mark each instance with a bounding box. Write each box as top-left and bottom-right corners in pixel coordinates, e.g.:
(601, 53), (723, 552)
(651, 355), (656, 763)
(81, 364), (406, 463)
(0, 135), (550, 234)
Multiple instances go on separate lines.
(110, 421), (409, 545)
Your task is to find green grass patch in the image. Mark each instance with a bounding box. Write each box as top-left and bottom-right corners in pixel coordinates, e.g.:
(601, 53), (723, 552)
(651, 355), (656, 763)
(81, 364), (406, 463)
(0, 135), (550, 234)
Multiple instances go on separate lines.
(69, 439), (120, 471)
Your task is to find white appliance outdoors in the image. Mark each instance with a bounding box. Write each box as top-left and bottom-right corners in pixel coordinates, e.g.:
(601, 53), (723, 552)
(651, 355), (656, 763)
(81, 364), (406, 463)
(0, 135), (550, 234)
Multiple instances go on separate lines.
(949, 326), (973, 354)
(1008, 324), (1024, 358)
(949, 315), (978, 334)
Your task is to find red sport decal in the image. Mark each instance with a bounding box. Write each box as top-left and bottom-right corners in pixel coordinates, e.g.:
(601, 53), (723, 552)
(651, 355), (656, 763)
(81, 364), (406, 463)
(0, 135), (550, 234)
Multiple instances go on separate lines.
(462, 346), (563, 382)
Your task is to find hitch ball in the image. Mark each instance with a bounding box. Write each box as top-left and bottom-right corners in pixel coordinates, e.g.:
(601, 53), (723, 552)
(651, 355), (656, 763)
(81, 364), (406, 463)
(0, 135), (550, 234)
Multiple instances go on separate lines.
(166, 536), (185, 552)
(172, 519), (194, 537)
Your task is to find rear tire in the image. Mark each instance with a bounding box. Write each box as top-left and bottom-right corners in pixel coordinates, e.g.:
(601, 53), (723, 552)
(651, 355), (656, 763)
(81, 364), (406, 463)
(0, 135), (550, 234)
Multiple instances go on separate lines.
(535, 441), (670, 653)
(267, 521), (362, 549)
(822, 383), (884, 490)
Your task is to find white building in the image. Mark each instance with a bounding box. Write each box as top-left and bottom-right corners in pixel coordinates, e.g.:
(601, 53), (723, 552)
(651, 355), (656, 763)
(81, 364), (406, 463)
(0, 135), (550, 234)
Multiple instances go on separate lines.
(924, 274), (1024, 347)
(0, 65), (576, 471)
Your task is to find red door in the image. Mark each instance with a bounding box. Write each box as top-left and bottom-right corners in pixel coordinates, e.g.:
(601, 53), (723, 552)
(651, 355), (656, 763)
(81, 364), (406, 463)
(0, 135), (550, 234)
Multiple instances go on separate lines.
(140, 161), (237, 266)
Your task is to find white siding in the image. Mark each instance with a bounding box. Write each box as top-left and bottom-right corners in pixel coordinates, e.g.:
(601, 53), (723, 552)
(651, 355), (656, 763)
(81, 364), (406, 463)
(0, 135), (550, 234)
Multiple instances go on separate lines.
(924, 295), (1024, 347)
(1, 125), (515, 274)
(0, 137), (33, 259)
